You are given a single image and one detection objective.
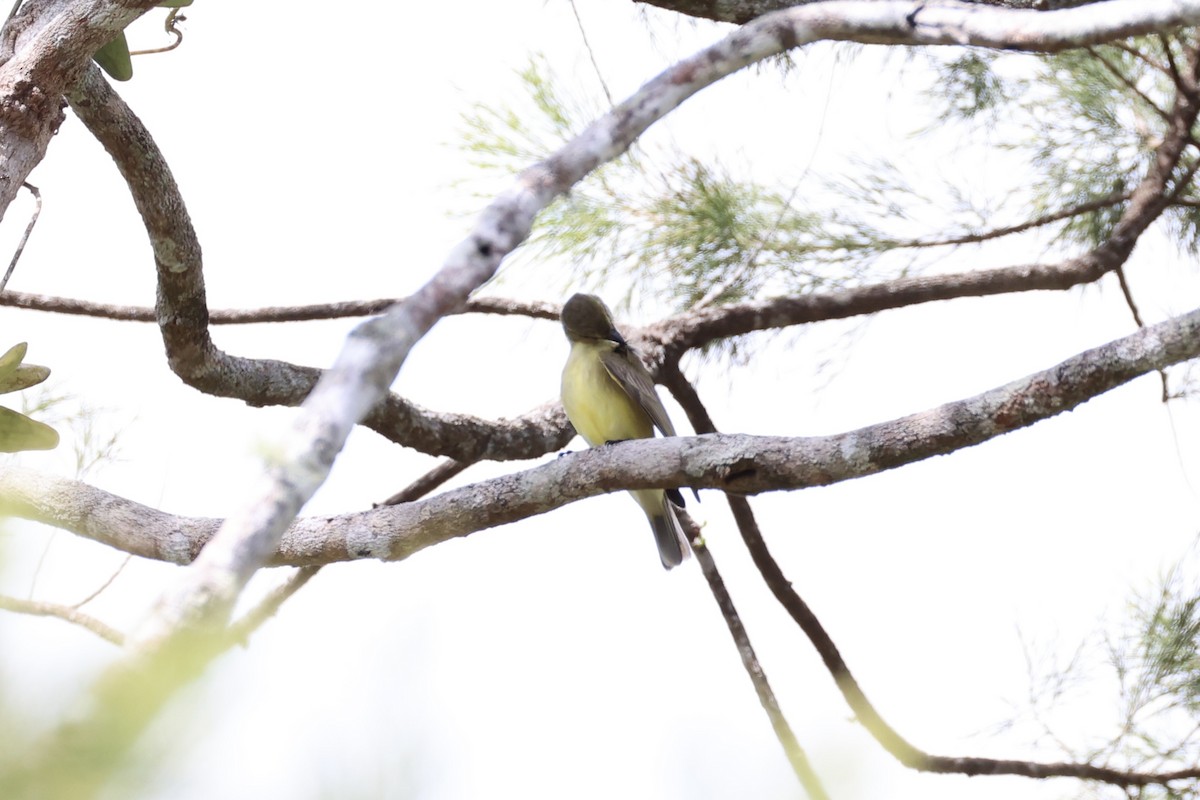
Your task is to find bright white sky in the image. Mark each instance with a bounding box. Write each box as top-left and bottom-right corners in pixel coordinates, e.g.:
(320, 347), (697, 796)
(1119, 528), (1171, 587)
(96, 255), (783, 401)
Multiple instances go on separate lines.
(1, 2), (1198, 800)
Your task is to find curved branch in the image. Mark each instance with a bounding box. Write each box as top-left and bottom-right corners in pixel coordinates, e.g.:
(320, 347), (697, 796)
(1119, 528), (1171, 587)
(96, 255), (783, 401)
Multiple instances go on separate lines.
(65, 68), (572, 463)
(5, 305), (1197, 566)
(0, 0), (160, 224)
(64, 0), (1200, 467)
(729, 495), (1200, 787)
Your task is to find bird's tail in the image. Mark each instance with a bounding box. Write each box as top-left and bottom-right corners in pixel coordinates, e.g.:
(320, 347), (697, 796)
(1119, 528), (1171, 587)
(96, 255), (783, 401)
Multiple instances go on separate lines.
(650, 499), (691, 570)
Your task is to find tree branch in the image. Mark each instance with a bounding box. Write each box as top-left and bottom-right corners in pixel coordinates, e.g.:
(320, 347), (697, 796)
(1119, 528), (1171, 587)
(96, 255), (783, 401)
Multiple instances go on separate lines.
(65, 67), (574, 463)
(223, 566), (319, 647)
(59, 0), (1200, 468)
(0, 0), (161, 224)
(729, 493), (1200, 787)
(5, 304), (1197, 566)
(14, 0), (1200, 792)
(0, 592), (123, 645)
(659, 366), (827, 792)
(656, 37), (1200, 359)
(687, 518), (829, 797)
(0, 290), (560, 324)
(634, 0), (1112, 26)
(662, 329), (1200, 790)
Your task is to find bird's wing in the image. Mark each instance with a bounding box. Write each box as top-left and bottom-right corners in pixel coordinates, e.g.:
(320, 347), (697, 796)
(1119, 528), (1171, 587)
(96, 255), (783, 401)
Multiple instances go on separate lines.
(599, 346), (677, 437)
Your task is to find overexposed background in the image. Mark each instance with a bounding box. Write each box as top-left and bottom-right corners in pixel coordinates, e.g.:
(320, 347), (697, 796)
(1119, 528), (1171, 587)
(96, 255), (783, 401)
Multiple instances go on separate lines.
(0, 3), (1197, 799)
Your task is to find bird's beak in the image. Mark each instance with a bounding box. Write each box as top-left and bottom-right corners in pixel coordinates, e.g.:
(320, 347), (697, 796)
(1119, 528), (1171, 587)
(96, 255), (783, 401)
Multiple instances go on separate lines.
(606, 328), (628, 347)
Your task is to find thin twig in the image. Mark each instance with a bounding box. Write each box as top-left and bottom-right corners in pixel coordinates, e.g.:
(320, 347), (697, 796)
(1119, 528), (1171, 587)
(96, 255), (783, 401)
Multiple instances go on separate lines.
(568, 0), (614, 107)
(223, 458), (478, 645)
(656, 363), (825, 792)
(882, 191), (1131, 251)
(71, 554), (131, 609)
(0, 593), (124, 645)
(0, 182), (41, 293)
(378, 458), (471, 506)
(1113, 266), (1170, 400)
(682, 512), (829, 799)
(661, 363), (1200, 790)
(738, 500), (1200, 786)
(1112, 40), (1170, 77)
(1159, 34), (1186, 93)
(224, 566), (319, 646)
(1085, 45), (1170, 121)
(1114, 267), (1146, 328)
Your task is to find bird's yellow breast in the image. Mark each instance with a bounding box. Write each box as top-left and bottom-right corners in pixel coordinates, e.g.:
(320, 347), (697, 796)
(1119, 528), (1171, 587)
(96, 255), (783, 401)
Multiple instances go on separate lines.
(561, 341), (653, 447)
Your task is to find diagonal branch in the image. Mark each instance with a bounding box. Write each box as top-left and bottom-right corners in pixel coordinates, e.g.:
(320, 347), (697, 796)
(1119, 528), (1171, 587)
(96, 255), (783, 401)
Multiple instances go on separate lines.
(662, 337), (1200, 790)
(730, 494), (1200, 787)
(659, 367), (827, 793)
(685, 516), (829, 797)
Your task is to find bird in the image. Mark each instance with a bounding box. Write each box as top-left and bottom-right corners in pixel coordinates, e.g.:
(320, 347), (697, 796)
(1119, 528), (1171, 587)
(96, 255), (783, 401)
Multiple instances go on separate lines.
(559, 293), (690, 569)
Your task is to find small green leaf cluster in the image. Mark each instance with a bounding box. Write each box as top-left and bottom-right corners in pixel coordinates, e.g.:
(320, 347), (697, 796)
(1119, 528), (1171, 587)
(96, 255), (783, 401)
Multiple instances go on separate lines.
(0, 342), (57, 453)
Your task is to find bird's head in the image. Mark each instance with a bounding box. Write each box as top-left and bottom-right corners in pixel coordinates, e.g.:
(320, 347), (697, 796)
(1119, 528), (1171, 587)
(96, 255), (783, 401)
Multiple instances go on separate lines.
(561, 293), (627, 348)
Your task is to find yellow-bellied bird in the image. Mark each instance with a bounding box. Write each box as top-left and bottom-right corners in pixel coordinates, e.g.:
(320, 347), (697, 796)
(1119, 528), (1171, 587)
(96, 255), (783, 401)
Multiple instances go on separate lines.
(560, 293), (690, 569)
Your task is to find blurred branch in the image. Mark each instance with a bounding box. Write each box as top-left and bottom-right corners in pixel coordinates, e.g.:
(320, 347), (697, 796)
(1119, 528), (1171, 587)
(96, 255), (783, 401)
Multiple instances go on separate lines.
(1084, 45), (1170, 120)
(225, 458), (483, 645)
(0, 593), (124, 645)
(659, 50), (1200, 357)
(70, 554), (130, 609)
(224, 566), (319, 647)
(878, 190), (1132, 249)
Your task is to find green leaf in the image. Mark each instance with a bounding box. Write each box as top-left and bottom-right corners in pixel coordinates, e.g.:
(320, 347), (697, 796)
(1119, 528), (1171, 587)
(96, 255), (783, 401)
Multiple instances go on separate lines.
(93, 30), (133, 82)
(158, 0), (193, 6)
(0, 342), (28, 381)
(0, 343), (49, 394)
(0, 364), (50, 395)
(0, 405), (58, 452)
